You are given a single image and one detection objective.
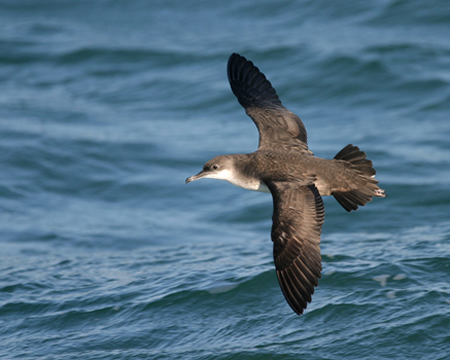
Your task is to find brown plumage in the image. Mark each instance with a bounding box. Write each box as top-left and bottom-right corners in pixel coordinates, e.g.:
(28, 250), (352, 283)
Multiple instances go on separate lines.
(186, 53), (386, 315)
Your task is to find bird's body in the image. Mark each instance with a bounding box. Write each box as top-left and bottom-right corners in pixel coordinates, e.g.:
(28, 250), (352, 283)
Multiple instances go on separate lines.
(186, 53), (386, 315)
(202, 150), (380, 197)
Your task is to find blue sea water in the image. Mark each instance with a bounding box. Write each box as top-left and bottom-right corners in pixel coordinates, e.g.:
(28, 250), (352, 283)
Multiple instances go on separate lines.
(1, 0), (450, 359)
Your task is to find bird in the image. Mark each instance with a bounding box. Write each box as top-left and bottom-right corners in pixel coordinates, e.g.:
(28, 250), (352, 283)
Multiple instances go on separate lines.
(186, 53), (386, 315)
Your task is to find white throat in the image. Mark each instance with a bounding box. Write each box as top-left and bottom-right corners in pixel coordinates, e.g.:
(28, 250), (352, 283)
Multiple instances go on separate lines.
(203, 169), (270, 193)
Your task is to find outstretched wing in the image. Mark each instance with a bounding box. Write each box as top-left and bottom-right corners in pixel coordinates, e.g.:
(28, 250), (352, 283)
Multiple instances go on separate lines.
(227, 53), (311, 154)
(266, 180), (325, 315)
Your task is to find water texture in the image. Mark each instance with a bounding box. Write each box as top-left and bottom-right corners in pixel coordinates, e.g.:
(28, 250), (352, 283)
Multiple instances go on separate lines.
(1, 1), (449, 359)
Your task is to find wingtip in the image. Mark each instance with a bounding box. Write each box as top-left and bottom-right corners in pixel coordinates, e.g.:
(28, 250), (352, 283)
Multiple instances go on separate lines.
(227, 52), (282, 108)
(227, 53), (248, 83)
(228, 52), (245, 62)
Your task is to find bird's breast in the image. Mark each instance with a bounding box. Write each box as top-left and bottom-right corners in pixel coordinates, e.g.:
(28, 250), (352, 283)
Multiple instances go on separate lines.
(228, 175), (270, 193)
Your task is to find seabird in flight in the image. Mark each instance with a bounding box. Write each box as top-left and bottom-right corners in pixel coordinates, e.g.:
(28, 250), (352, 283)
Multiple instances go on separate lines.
(186, 53), (386, 315)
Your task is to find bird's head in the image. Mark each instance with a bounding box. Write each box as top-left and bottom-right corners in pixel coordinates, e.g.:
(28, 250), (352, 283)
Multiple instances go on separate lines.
(186, 155), (236, 184)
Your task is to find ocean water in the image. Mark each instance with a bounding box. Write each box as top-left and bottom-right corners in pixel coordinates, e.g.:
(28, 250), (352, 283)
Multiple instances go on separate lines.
(1, 0), (450, 359)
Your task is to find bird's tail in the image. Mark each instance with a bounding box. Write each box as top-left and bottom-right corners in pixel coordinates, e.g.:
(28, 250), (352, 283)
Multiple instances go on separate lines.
(332, 144), (386, 212)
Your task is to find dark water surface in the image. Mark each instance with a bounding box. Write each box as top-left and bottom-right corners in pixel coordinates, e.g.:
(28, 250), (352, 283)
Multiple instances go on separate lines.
(1, 1), (450, 359)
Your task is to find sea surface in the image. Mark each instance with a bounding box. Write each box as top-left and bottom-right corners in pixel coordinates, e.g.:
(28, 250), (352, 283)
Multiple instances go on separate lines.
(1, 1), (450, 359)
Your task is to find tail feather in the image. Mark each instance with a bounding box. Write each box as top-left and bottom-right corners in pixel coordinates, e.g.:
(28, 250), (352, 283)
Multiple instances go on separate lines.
(334, 188), (376, 212)
(333, 144), (386, 212)
(334, 144), (376, 177)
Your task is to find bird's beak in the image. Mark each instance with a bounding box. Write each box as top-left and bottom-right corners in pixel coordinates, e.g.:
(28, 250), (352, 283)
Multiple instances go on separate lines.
(185, 170), (206, 184)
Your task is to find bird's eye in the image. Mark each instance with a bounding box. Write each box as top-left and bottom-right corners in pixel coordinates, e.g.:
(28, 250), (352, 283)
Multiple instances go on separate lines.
(212, 164), (219, 170)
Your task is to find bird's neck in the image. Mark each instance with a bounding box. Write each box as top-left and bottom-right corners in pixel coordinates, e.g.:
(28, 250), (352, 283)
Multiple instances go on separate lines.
(226, 154), (270, 193)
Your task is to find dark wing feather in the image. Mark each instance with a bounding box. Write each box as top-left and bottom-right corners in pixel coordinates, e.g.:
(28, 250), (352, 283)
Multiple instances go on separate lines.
(267, 180), (325, 315)
(227, 53), (311, 154)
